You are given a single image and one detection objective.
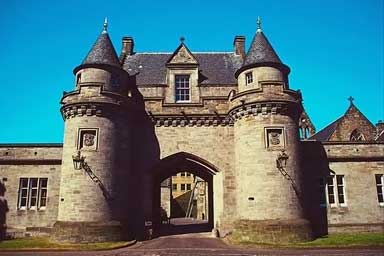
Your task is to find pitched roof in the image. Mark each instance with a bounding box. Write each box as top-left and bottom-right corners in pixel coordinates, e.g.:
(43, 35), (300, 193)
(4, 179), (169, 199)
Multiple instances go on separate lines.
(310, 117), (342, 141)
(81, 32), (121, 68)
(123, 53), (243, 85)
(243, 31), (282, 66)
(311, 102), (377, 142)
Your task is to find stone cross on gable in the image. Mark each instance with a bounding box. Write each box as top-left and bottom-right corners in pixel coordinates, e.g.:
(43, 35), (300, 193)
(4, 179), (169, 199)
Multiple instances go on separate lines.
(348, 96), (355, 105)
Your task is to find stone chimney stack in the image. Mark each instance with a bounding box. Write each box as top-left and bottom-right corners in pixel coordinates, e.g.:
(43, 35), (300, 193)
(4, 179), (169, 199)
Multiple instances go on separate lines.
(233, 35), (245, 58)
(376, 120), (384, 135)
(120, 36), (134, 61)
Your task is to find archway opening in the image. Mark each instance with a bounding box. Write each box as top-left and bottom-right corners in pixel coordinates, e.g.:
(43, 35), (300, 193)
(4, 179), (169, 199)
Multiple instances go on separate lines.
(152, 152), (217, 236)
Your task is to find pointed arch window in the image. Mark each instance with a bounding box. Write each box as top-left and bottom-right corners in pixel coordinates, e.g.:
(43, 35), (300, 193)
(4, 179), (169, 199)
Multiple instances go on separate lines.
(350, 129), (365, 141)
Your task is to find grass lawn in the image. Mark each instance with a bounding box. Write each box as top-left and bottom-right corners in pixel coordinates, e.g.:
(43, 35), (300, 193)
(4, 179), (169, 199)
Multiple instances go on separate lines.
(294, 233), (384, 248)
(227, 232), (384, 248)
(0, 237), (134, 250)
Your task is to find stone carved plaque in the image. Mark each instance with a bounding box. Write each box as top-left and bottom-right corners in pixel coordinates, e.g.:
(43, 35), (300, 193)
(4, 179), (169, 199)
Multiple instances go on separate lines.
(169, 46), (197, 64)
(78, 129), (98, 150)
(265, 128), (284, 149)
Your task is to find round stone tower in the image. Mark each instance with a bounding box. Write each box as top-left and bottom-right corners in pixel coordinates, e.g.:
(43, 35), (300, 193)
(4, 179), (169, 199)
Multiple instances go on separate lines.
(228, 20), (312, 243)
(53, 20), (132, 243)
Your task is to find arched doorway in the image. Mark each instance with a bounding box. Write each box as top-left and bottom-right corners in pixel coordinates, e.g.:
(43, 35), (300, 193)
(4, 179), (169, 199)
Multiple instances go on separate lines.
(151, 152), (218, 236)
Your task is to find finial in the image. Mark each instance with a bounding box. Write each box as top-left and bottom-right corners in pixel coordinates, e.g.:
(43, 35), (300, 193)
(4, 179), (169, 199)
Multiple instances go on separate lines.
(348, 96), (355, 105)
(102, 17), (108, 34)
(180, 36), (185, 43)
(257, 16), (262, 32)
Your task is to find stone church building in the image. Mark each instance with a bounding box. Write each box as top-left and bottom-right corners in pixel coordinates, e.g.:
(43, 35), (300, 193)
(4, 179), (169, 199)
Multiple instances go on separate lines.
(0, 20), (383, 243)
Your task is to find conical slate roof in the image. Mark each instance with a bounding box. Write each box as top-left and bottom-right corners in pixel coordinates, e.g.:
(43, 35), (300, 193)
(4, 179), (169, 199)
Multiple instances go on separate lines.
(243, 30), (282, 66)
(81, 32), (121, 68)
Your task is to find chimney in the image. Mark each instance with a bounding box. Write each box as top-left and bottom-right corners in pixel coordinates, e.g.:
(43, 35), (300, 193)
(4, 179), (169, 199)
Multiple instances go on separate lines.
(233, 35), (245, 58)
(376, 120), (384, 135)
(120, 36), (134, 61)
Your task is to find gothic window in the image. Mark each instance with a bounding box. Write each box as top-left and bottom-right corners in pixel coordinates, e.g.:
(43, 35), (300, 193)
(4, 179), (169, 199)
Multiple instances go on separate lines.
(375, 174), (384, 205)
(326, 175), (346, 207)
(175, 75), (190, 102)
(245, 72), (253, 85)
(18, 178), (48, 210)
(350, 129), (365, 141)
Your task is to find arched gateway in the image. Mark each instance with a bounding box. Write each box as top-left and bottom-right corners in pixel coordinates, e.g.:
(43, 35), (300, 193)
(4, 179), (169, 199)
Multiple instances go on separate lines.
(53, 20), (315, 244)
(151, 152), (218, 235)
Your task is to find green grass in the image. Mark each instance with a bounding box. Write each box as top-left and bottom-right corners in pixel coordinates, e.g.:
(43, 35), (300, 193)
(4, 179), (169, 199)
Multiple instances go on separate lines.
(226, 232), (384, 248)
(0, 237), (134, 250)
(294, 233), (384, 248)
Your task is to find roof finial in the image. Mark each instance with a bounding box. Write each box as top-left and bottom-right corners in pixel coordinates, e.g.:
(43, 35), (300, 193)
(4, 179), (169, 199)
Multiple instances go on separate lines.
(180, 36), (185, 43)
(102, 17), (108, 34)
(257, 16), (262, 32)
(348, 96), (355, 105)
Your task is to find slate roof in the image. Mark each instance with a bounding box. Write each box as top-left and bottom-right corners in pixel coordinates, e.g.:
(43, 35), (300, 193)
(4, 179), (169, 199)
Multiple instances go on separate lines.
(310, 118), (342, 141)
(123, 53), (243, 85)
(81, 32), (121, 68)
(243, 31), (282, 66)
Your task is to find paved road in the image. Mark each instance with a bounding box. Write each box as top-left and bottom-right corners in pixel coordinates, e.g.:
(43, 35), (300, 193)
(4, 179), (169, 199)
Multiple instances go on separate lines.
(1, 235), (383, 256)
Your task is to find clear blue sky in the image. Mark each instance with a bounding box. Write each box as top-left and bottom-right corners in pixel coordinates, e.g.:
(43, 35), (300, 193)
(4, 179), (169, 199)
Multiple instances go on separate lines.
(0, 0), (383, 143)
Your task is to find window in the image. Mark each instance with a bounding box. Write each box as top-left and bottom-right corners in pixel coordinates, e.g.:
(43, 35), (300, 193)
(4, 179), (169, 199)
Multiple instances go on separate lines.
(180, 172), (185, 177)
(326, 175), (346, 207)
(18, 178), (48, 210)
(172, 184), (177, 191)
(76, 73), (81, 85)
(186, 184), (191, 190)
(186, 172), (191, 177)
(245, 72), (253, 85)
(181, 184), (186, 191)
(350, 129), (365, 141)
(175, 75), (190, 102)
(375, 174), (384, 205)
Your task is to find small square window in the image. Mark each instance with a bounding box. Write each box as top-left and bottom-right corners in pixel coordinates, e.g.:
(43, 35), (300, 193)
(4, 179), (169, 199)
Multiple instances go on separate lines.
(181, 184), (186, 191)
(245, 72), (253, 85)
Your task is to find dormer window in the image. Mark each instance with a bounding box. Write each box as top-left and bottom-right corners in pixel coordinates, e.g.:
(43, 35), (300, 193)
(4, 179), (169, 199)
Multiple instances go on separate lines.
(245, 72), (253, 85)
(175, 75), (190, 102)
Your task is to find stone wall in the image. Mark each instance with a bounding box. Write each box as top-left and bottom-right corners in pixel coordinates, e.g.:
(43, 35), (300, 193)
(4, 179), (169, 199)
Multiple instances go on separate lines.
(154, 125), (234, 227)
(323, 142), (384, 233)
(0, 145), (62, 230)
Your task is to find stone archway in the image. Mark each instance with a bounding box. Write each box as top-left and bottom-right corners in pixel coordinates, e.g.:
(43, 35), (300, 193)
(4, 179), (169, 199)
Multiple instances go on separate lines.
(151, 152), (218, 236)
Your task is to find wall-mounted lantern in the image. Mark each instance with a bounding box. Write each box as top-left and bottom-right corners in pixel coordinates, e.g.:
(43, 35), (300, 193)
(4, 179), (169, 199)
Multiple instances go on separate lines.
(72, 150), (85, 170)
(276, 150), (289, 169)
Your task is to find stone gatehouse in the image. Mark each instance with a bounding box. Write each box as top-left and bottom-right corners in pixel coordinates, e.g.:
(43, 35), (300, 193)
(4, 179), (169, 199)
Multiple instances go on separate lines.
(0, 19), (383, 243)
